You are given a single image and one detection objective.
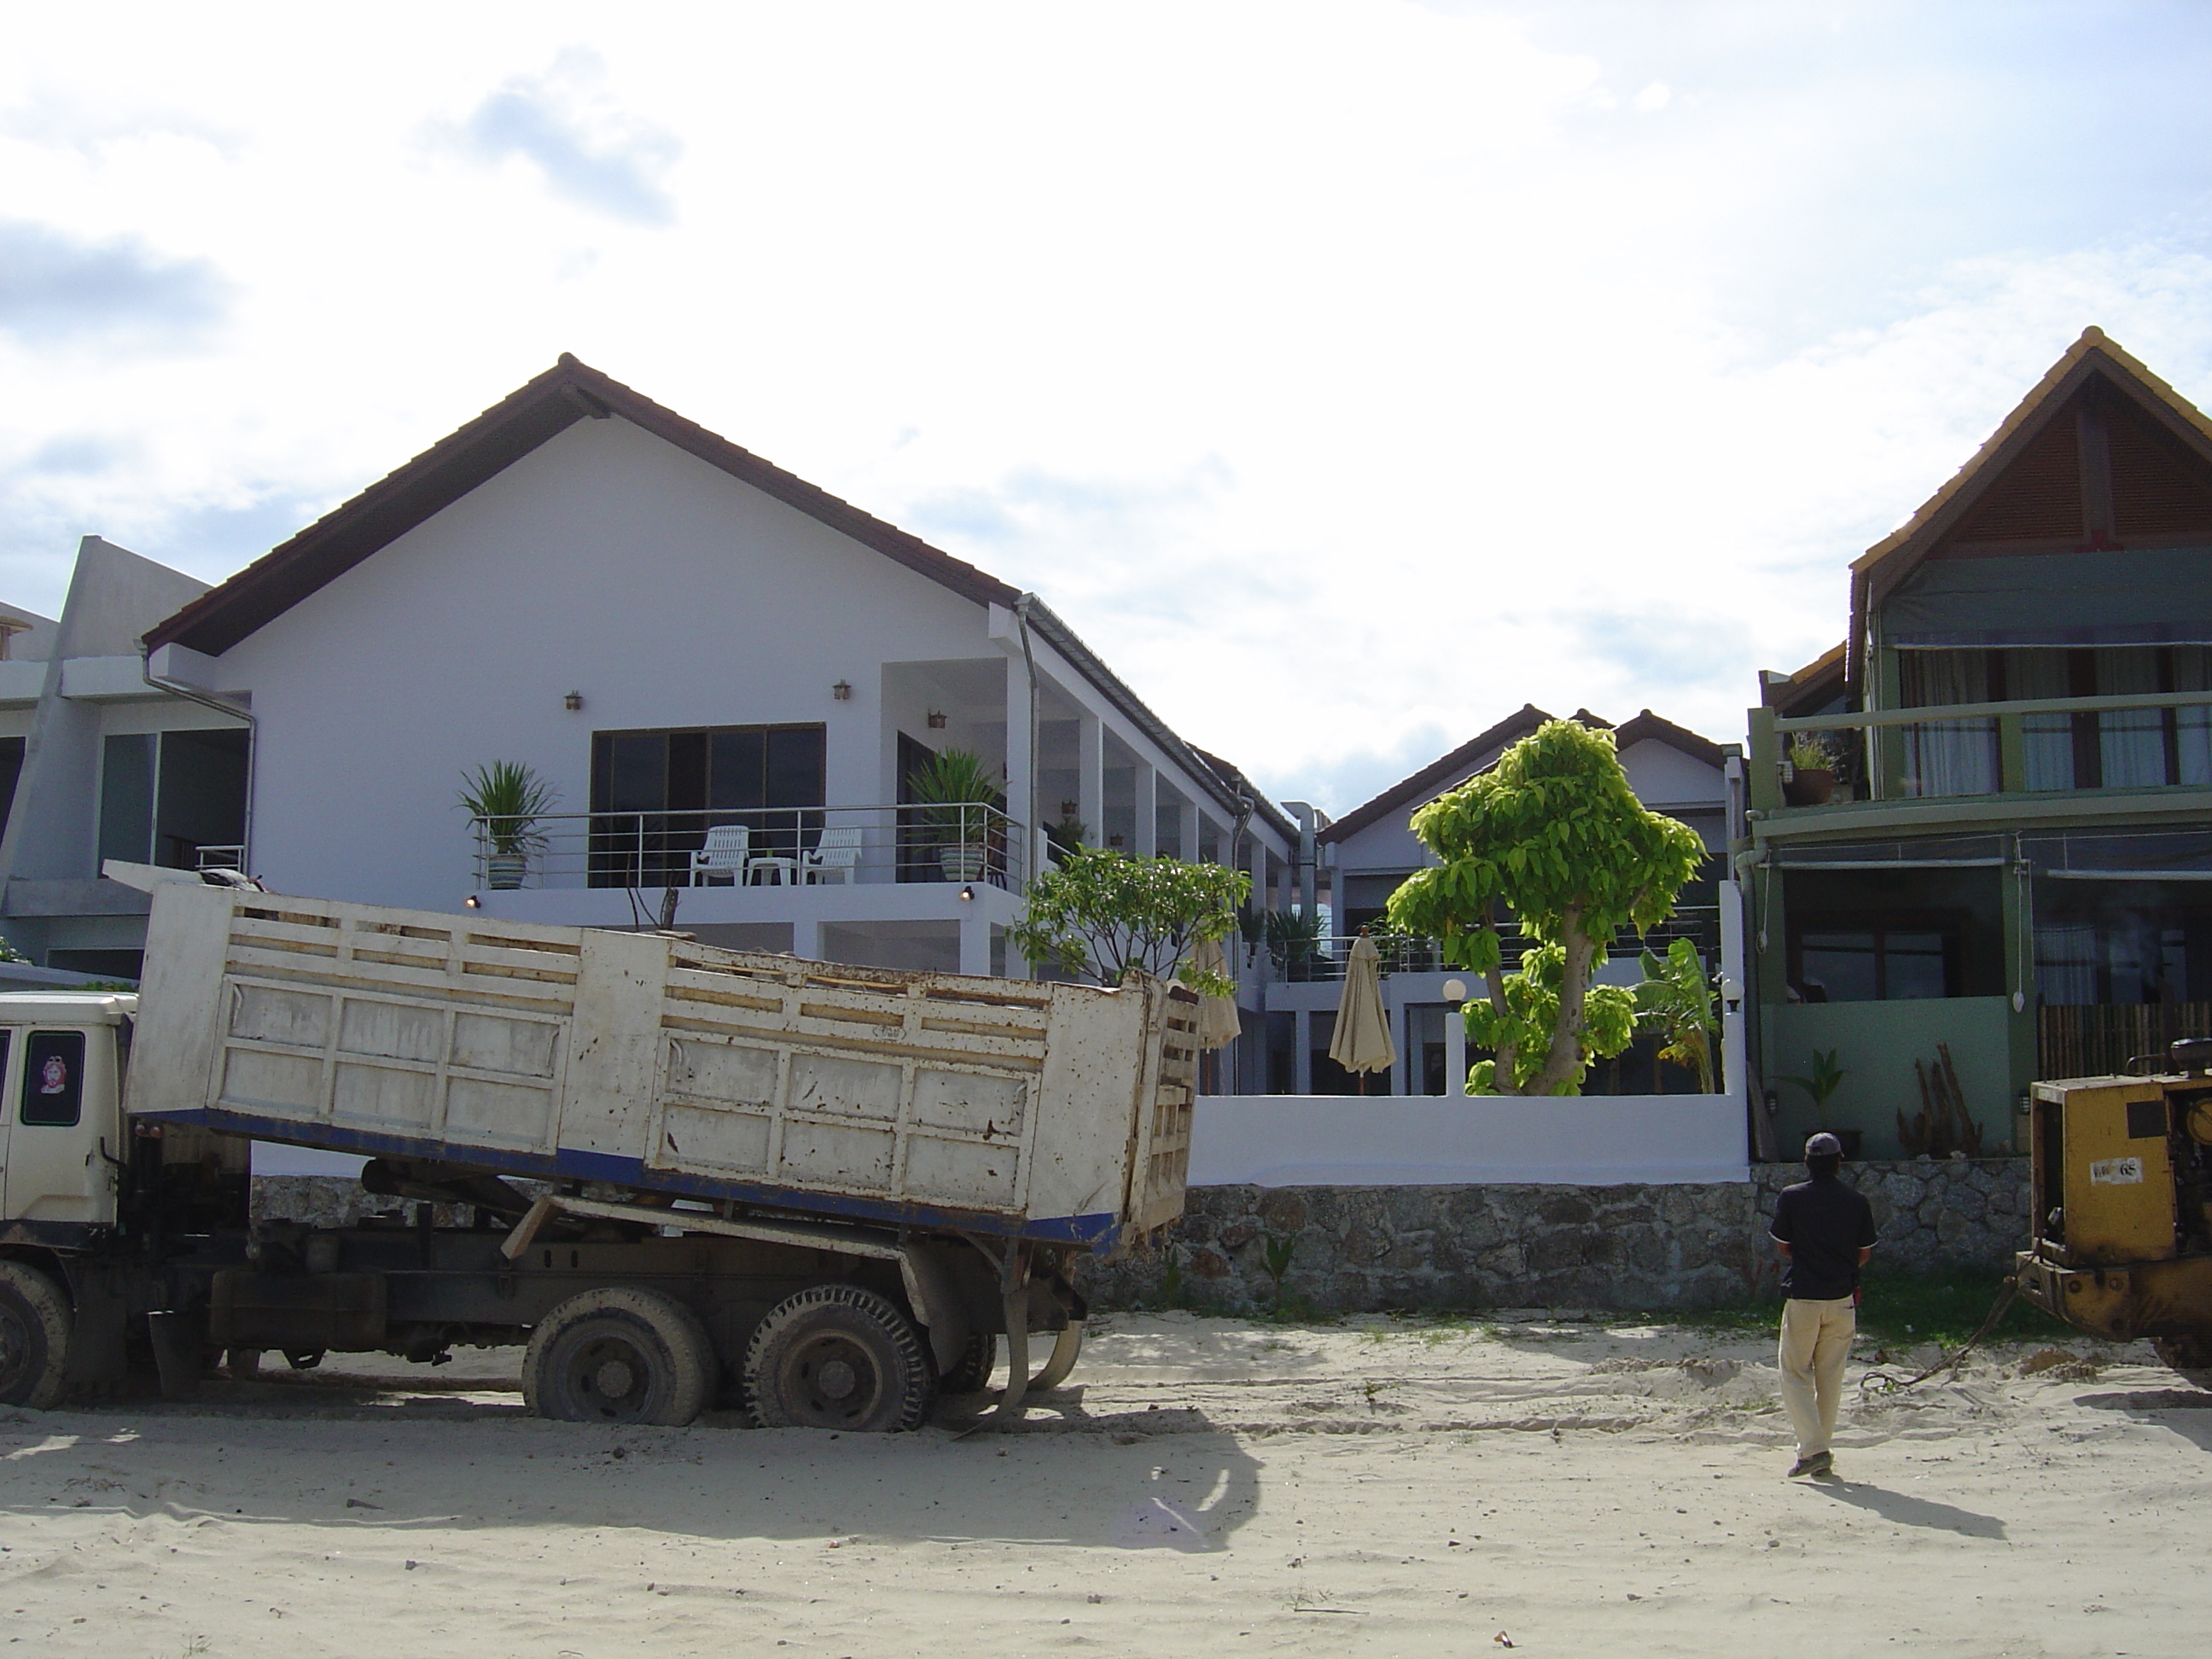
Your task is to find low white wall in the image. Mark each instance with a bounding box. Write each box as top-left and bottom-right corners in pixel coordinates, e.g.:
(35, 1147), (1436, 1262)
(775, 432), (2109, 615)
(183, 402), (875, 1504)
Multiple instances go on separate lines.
(1187, 1093), (1749, 1187)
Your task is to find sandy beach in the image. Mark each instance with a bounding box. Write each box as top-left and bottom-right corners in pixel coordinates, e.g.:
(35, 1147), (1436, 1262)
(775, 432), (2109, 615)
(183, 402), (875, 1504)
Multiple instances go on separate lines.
(3, 1311), (2207, 1657)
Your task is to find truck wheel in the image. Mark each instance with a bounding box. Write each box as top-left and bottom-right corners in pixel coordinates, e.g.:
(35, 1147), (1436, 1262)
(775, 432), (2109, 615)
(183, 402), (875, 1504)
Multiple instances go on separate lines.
(938, 1331), (997, 1394)
(523, 1288), (716, 1427)
(2153, 1336), (2212, 1390)
(746, 1284), (934, 1432)
(0, 1260), (72, 1411)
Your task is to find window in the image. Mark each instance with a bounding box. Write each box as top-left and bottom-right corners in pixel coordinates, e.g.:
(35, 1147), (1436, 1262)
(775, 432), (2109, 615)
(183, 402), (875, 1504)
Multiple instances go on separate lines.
(20, 1030), (84, 1126)
(99, 729), (251, 870)
(1791, 921), (1959, 1002)
(588, 725), (826, 887)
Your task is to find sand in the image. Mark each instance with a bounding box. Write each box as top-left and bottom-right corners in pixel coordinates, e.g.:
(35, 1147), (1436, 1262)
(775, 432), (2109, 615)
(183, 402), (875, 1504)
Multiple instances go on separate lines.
(3, 1310), (2209, 1657)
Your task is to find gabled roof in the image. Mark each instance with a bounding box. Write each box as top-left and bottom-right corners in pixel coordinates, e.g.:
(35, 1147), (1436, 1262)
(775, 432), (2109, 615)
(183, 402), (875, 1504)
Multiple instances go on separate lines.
(1848, 327), (2212, 672)
(1320, 705), (1729, 845)
(141, 356), (1263, 824)
(146, 354), (1022, 657)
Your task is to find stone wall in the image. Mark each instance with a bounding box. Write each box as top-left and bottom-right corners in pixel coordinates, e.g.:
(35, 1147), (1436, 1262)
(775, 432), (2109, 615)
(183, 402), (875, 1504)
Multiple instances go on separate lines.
(1076, 1158), (2032, 1315)
(250, 1158), (2032, 1318)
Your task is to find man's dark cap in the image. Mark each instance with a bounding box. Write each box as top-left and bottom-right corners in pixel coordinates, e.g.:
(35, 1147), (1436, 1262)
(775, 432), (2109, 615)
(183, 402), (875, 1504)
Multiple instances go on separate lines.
(1805, 1132), (1844, 1159)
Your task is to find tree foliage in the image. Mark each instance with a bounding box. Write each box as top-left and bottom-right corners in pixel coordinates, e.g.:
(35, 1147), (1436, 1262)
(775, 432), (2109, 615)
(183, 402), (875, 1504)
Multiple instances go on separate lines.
(1385, 719), (1706, 1095)
(1010, 847), (1250, 992)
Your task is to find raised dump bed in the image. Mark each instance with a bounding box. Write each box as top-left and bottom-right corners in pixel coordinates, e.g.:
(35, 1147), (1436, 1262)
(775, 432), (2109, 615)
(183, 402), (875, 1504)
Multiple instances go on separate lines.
(126, 881), (1196, 1249)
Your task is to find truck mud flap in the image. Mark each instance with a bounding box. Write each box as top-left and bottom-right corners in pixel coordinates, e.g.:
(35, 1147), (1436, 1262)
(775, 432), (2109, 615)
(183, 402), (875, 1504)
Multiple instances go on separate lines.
(147, 1310), (201, 1401)
(208, 1270), (387, 1352)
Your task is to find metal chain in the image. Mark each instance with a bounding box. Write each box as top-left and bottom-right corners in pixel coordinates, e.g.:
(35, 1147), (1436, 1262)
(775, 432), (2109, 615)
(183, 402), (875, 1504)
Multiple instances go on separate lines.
(1857, 1277), (2020, 1397)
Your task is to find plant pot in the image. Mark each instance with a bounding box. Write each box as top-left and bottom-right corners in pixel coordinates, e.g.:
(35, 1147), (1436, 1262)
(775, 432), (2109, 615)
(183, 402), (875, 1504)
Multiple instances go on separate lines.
(1783, 767), (1836, 807)
(486, 853), (527, 890)
(939, 844), (986, 882)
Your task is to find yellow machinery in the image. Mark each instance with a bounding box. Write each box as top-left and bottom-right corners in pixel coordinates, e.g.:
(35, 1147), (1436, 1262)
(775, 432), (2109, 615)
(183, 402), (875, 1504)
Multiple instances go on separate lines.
(2016, 1039), (2212, 1388)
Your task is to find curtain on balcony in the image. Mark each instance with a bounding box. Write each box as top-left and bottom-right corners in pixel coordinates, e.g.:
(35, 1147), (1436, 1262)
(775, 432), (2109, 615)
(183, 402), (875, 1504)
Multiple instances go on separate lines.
(1898, 650), (1997, 797)
(2177, 647), (2212, 786)
(2010, 648), (2073, 790)
(2096, 648), (2168, 789)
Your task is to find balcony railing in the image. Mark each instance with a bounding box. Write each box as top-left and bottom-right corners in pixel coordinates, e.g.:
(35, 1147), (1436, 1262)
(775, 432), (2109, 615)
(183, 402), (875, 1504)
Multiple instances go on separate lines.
(1254, 908), (1724, 983)
(469, 804), (1026, 893)
(1750, 687), (2212, 811)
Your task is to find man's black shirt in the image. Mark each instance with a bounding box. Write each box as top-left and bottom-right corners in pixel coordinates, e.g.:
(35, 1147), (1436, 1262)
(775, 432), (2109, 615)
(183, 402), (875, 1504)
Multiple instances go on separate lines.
(1769, 1174), (1878, 1301)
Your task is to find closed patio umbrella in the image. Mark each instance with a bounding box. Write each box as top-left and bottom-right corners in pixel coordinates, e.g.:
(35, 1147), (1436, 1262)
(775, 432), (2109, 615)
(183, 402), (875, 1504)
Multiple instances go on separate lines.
(1328, 930), (1396, 1090)
(1189, 934), (1242, 1052)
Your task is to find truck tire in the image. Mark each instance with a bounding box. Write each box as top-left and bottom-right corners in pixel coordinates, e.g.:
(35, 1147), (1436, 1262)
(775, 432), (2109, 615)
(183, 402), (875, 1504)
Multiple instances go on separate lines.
(746, 1284), (935, 1432)
(0, 1260), (72, 1411)
(2154, 1336), (2212, 1391)
(938, 1331), (997, 1394)
(523, 1288), (716, 1427)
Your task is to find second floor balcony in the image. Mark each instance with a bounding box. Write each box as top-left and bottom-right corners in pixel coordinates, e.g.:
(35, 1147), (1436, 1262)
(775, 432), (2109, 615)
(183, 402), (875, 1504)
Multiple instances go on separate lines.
(1749, 684), (2212, 830)
(471, 803), (1027, 894)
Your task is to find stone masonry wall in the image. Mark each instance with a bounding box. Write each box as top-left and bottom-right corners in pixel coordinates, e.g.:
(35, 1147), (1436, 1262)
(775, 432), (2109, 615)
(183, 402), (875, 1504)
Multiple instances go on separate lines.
(251, 1158), (2030, 1318)
(1076, 1158), (2032, 1316)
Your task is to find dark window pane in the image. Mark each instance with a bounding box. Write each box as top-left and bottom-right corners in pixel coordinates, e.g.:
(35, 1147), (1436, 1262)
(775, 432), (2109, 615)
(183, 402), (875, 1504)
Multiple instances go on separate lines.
(667, 731), (708, 812)
(154, 727), (248, 870)
(0, 735), (24, 836)
(601, 733), (667, 813)
(765, 726), (825, 808)
(99, 734), (154, 867)
(22, 1029), (84, 1126)
(1884, 933), (1950, 999)
(708, 729), (766, 811)
(1800, 933), (1878, 1003)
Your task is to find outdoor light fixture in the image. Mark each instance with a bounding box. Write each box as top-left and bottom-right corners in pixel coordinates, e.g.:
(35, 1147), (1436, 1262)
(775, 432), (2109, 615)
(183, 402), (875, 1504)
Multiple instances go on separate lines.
(464, 894), (481, 909)
(563, 690), (584, 711)
(1441, 978), (1467, 1003)
(1720, 975), (1742, 1012)
(958, 885), (974, 901)
(927, 709), (948, 729)
(832, 680), (852, 701)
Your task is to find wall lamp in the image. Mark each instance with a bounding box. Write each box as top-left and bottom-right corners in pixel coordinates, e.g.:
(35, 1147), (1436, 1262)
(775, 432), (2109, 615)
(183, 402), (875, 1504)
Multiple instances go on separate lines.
(958, 885), (974, 902)
(463, 894), (481, 909)
(563, 690), (584, 712)
(832, 680), (853, 701)
(927, 709), (948, 729)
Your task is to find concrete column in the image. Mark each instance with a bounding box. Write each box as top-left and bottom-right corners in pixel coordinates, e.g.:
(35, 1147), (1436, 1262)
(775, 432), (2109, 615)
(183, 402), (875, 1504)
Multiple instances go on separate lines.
(1001, 656), (1033, 883)
(791, 918), (824, 963)
(1134, 765), (1158, 857)
(1077, 715), (1104, 852)
(958, 911), (991, 978)
(1293, 1010), (1313, 1095)
(1445, 987), (1468, 1097)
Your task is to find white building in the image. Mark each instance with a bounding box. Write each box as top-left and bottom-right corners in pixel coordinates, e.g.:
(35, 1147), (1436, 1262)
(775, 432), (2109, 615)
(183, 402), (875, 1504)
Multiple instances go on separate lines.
(128, 355), (1296, 998)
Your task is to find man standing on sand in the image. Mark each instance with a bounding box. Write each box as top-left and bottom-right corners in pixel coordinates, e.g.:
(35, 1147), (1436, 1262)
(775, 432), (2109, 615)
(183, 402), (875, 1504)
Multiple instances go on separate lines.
(1769, 1131), (1877, 1478)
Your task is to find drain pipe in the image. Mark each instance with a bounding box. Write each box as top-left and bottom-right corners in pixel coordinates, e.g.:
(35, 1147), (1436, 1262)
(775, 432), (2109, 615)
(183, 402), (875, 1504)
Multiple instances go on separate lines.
(1284, 800), (1318, 920)
(1015, 594), (1041, 881)
(140, 643), (259, 876)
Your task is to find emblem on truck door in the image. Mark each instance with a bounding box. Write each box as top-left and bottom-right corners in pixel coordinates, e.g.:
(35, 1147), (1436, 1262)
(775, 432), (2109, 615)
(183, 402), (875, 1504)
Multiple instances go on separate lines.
(2089, 1157), (2145, 1185)
(39, 1056), (67, 1094)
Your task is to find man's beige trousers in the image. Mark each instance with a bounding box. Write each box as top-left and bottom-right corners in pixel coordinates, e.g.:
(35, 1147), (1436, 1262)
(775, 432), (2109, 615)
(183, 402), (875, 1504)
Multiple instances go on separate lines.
(1777, 1295), (1855, 1457)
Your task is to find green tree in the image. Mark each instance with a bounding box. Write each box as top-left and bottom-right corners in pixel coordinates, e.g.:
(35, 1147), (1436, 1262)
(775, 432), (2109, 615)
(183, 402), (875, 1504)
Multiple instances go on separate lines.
(1010, 847), (1249, 992)
(1384, 719), (1706, 1095)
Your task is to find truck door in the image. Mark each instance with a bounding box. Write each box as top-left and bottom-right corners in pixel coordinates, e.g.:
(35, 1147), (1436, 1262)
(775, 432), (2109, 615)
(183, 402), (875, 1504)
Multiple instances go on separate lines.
(0, 1027), (106, 1225)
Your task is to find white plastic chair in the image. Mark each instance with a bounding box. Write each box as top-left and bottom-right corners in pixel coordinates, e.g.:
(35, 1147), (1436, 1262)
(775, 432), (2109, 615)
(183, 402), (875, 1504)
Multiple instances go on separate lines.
(690, 823), (751, 886)
(805, 825), (862, 884)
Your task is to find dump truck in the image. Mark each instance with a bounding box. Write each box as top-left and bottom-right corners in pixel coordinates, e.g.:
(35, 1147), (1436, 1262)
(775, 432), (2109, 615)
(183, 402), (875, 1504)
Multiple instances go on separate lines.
(0, 868), (1197, 1428)
(2016, 1037), (2212, 1388)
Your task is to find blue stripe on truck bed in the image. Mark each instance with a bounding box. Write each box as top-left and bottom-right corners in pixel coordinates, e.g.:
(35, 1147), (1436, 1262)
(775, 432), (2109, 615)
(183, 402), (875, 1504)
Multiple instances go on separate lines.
(154, 1106), (1123, 1249)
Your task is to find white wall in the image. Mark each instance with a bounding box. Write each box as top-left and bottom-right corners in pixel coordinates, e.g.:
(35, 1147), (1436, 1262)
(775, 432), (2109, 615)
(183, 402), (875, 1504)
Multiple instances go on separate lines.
(212, 416), (999, 910)
(1187, 1093), (1749, 1185)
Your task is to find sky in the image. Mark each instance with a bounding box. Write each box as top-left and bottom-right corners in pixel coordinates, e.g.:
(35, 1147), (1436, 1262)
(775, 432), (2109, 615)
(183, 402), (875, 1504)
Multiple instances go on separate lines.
(5, 1), (2212, 815)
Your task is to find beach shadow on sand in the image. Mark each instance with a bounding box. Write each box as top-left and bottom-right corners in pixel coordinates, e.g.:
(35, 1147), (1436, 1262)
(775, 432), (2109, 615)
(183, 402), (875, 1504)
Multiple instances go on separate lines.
(5, 1371), (1266, 1553)
(2077, 1387), (2212, 1452)
(1804, 1477), (2006, 1540)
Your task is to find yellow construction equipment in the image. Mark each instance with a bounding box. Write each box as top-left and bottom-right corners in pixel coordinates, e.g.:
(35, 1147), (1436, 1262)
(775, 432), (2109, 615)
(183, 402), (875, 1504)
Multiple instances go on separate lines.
(2016, 1038), (2212, 1388)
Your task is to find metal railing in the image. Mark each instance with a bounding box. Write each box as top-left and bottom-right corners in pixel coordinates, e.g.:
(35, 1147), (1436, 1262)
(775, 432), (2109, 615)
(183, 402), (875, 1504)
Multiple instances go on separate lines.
(1750, 687), (2212, 810)
(194, 844), (247, 872)
(469, 804), (1026, 893)
(1250, 908), (1724, 982)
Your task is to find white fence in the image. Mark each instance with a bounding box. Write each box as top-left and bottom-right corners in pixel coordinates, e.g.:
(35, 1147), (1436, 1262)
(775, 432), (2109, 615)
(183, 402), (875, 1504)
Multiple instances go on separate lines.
(1186, 1092), (1749, 1186)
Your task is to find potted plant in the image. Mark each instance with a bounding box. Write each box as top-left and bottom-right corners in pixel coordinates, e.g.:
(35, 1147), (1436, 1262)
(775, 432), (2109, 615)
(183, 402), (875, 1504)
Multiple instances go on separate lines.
(1783, 733), (1838, 806)
(907, 748), (1005, 882)
(1778, 1047), (1855, 1155)
(457, 760), (559, 889)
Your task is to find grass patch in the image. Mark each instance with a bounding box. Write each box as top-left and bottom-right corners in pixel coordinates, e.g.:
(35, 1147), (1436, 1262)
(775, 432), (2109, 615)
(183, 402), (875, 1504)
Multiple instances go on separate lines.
(1671, 1267), (2075, 1349)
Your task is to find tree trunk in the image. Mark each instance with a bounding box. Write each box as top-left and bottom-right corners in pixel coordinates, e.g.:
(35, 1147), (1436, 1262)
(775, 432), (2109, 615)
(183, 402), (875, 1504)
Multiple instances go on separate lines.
(1481, 920), (1521, 1094)
(1528, 907), (1593, 1096)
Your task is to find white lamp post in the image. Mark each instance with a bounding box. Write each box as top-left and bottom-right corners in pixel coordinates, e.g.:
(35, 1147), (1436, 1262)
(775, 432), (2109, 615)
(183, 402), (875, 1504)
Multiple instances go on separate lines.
(1441, 977), (1468, 1097)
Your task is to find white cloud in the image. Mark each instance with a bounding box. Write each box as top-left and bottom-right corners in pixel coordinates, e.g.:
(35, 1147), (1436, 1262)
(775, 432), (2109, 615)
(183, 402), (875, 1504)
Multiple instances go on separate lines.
(3, 0), (2210, 814)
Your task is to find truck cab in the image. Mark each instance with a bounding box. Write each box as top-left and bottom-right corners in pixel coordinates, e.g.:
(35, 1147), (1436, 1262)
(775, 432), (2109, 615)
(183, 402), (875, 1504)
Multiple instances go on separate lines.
(0, 993), (132, 1233)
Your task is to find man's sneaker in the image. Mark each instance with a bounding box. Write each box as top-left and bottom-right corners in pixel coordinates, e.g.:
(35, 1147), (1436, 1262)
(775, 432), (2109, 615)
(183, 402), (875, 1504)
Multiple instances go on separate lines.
(1787, 1451), (1831, 1478)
